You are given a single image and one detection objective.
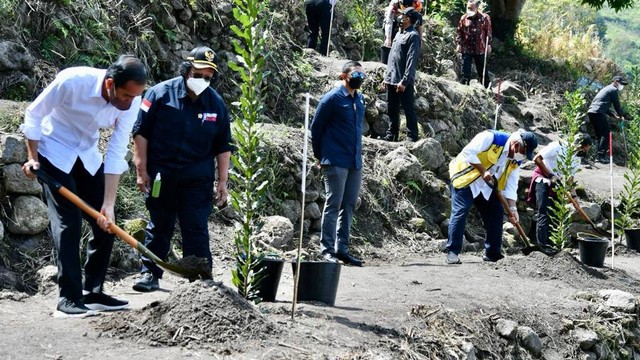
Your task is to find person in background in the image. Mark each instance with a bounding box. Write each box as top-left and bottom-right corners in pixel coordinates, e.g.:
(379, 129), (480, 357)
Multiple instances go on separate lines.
(446, 129), (538, 264)
(527, 134), (592, 252)
(382, 0), (423, 64)
(383, 8), (422, 142)
(587, 75), (628, 164)
(311, 60), (366, 267)
(305, 0), (337, 55)
(21, 55), (147, 317)
(455, 0), (492, 87)
(131, 47), (234, 292)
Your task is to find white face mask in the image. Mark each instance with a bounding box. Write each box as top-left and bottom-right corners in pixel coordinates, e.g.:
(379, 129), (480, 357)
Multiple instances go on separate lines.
(187, 78), (209, 96)
(618, 84), (624, 92)
(514, 152), (527, 162)
(467, 10), (477, 17)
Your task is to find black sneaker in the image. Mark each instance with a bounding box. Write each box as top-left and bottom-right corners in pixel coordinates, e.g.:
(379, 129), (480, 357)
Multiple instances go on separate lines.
(336, 252), (364, 267)
(132, 272), (160, 292)
(596, 157), (610, 164)
(84, 292), (129, 311)
(482, 253), (505, 262)
(54, 297), (99, 318)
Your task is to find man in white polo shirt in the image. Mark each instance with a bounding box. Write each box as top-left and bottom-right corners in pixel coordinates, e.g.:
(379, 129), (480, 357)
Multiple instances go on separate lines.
(20, 55), (147, 317)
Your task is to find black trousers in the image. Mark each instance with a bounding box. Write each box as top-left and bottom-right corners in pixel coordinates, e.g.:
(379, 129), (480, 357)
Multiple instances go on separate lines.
(535, 181), (556, 248)
(140, 173), (214, 278)
(386, 84), (419, 141)
(588, 112), (610, 158)
(40, 156), (114, 301)
(461, 53), (489, 88)
(305, 0), (332, 55)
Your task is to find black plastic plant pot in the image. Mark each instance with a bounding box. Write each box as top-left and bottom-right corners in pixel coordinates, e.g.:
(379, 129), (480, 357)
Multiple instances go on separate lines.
(292, 261), (341, 306)
(255, 258), (284, 302)
(624, 228), (640, 251)
(577, 233), (609, 267)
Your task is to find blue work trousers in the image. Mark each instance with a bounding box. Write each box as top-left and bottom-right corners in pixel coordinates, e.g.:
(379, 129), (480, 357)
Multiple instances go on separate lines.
(319, 166), (362, 255)
(446, 185), (504, 257)
(140, 174), (214, 278)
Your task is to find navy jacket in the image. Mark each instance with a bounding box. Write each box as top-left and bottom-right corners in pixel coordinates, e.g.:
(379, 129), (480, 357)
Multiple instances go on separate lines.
(311, 85), (365, 170)
(132, 76), (234, 178)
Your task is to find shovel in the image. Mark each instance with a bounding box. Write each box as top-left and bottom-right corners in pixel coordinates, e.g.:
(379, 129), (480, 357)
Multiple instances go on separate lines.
(485, 177), (543, 255)
(32, 167), (212, 280)
(566, 192), (612, 238)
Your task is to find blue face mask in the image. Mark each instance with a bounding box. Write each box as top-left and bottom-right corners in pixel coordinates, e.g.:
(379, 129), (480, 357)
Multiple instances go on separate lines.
(348, 71), (366, 89)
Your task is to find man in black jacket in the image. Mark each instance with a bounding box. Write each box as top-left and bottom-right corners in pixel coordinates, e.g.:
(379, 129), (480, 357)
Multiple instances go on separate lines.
(587, 75), (628, 164)
(383, 8), (422, 142)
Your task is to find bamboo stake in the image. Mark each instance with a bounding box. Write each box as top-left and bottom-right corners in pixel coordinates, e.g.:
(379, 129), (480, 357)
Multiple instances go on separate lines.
(292, 93), (310, 320)
(610, 131), (615, 269)
(326, 3), (335, 56)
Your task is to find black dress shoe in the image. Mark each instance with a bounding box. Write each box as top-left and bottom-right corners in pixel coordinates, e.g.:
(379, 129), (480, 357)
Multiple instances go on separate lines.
(336, 252), (364, 267)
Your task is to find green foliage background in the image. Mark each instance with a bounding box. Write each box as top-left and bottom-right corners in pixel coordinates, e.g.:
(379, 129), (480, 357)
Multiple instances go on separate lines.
(598, 6), (640, 72)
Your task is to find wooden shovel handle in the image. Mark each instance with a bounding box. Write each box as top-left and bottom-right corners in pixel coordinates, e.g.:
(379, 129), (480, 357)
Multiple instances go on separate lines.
(33, 168), (139, 249)
(486, 176), (533, 245)
(567, 192), (596, 226)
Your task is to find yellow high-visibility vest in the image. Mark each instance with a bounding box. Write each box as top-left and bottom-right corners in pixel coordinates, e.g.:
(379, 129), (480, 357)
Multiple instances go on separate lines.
(449, 130), (519, 190)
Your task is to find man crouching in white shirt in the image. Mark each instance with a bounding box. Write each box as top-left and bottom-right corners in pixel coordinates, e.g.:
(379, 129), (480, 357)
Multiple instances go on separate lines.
(20, 55), (147, 318)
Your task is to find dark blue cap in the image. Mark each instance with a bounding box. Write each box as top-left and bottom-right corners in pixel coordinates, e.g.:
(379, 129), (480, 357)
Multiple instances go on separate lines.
(520, 131), (538, 160)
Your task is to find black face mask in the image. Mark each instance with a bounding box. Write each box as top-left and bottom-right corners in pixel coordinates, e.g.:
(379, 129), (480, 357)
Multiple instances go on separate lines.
(577, 150), (587, 158)
(348, 77), (363, 89)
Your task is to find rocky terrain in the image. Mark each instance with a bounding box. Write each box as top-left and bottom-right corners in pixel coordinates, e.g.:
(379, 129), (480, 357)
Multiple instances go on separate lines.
(0, 1), (638, 359)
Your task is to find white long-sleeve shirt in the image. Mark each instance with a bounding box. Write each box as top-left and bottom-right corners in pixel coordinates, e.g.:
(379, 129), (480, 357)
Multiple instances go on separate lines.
(458, 131), (520, 201)
(21, 67), (140, 175)
(535, 141), (580, 184)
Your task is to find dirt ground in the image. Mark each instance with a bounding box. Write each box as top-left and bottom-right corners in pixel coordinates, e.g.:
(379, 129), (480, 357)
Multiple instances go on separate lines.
(0, 245), (638, 359)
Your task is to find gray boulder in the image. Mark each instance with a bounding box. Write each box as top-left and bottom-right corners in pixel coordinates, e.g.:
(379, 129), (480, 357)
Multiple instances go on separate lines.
(517, 326), (542, 357)
(572, 328), (598, 350)
(410, 138), (445, 171)
(384, 147), (422, 183)
(36, 265), (58, 295)
(7, 196), (49, 235)
(281, 199), (302, 224)
(0, 41), (34, 71)
(570, 201), (601, 222)
(495, 318), (518, 340)
(495, 80), (527, 101)
(0, 267), (18, 290)
(598, 289), (637, 313)
(256, 215), (294, 249)
(0, 134), (27, 164)
(304, 202), (322, 220)
(3, 163), (42, 195)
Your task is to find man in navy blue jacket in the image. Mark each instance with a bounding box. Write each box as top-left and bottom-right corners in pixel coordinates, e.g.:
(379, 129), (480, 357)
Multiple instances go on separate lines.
(311, 60), (366, 266)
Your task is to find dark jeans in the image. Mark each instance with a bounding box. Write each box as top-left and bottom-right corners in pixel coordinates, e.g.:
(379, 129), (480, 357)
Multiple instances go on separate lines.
(588, 112), (610, 158)
(461, 53), (489, 88)
(140, 173), (214, 278)
(305, 0), (332, 55)
(40, 156), (114, 301)
(319, 166), (362, 255)
(446, 185), (504, 257)
(386, 84), (418, 141)
(535, 181), (556, 248)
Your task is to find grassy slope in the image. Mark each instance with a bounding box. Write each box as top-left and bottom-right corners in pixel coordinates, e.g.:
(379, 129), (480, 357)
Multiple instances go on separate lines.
(598, 6), (640, 72)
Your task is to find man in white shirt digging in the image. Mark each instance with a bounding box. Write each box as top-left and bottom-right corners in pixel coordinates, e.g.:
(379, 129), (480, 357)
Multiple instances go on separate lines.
(21, 55), (147, 317)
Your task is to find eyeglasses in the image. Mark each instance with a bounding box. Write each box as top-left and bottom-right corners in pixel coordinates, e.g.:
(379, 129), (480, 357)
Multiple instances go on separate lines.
(192, 73), (213, 83)
(350, 71), (366, 79)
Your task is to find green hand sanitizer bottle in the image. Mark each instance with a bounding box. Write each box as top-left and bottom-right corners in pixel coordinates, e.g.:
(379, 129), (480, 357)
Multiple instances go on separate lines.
(151, 173), (161, 198)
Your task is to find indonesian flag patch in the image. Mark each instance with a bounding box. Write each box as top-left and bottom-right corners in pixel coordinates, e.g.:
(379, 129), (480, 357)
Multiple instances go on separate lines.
(203, 113), (217, 122)
(140, 98), (151, 112)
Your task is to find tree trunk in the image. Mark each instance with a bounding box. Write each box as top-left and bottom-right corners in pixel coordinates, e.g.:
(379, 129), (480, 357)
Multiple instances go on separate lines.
(487, 0), (527, 40)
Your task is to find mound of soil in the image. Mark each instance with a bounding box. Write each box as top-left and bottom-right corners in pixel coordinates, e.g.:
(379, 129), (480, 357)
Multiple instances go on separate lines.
(488, 251), (640, 292)
(96, 280), (277, 353)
